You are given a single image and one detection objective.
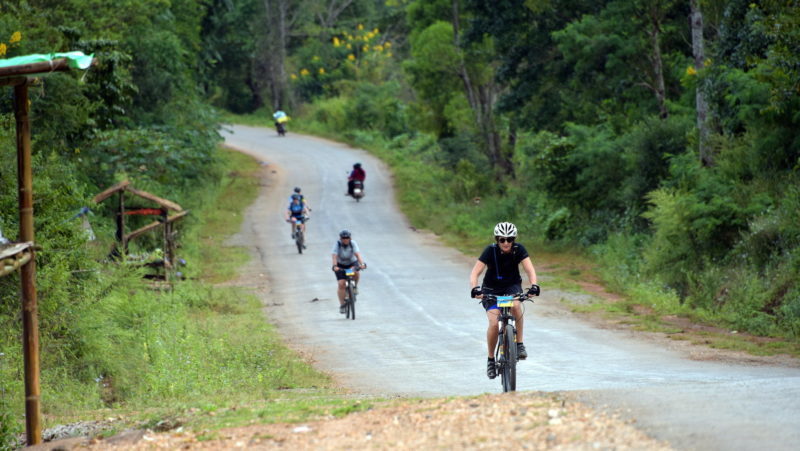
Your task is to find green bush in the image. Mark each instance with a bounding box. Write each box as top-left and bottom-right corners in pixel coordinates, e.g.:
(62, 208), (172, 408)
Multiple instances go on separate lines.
(307, 96), (350, 132)
(346, 82), (409, 138)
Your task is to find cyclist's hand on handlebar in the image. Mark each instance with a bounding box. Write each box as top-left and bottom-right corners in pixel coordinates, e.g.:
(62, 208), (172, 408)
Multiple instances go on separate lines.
(359, 262), (367, 270)
(470, 286), (482, 299)
(527, 284), (541, 297)
(332, 265), (339, 272)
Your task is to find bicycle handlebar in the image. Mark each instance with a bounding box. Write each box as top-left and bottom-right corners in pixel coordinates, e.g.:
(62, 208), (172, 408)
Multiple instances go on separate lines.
(331, 263), (367, 272)
(477, 293), (534, 304)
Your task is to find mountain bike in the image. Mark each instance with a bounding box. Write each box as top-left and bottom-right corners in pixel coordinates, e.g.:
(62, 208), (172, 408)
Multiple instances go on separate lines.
(341, 264), (365, 320)
(291, 216), (309, 254)
(481, 293), (532, 392)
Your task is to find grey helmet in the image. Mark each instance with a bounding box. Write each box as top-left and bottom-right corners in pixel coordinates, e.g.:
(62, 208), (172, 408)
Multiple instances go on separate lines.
(339, 229), (352, 239)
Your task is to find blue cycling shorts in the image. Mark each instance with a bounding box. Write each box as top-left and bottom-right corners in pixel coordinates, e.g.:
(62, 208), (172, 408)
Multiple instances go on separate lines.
(481, 284), (522, 311)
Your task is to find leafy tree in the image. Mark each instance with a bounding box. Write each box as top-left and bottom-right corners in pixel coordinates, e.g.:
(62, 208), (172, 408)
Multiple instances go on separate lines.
(404, 21), (465, 137)
(463, 0), (600, 130)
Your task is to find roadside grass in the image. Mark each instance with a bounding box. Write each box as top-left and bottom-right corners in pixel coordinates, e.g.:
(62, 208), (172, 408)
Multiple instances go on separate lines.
(217, 109), (274, 128)
(220, 113), (800, 360)
(570, 291), (800, 358)
(24, 147), (386, 441)
(195, 149), (260, 283)
(132, 392), (377, 433)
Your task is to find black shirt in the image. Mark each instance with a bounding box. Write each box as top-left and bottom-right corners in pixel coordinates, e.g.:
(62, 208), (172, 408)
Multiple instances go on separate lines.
(478, 243), (529, 289)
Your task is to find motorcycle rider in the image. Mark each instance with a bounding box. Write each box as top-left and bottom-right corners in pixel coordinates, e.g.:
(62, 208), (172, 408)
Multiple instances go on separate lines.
(331, 230), (366, 314)
(273, 109), (288, 135)
(469, 222), (540, 379)
(284, 194), (309, 239)
(347, 163), (366, 197)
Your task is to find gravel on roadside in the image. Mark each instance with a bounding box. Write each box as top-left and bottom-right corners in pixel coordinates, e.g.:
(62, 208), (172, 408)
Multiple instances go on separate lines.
(69, 391), (671, 450)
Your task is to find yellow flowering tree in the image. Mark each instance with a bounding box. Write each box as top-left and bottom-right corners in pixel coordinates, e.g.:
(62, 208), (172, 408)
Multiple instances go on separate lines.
(0, 30), (22, 57)
(289, 24), (395, 101)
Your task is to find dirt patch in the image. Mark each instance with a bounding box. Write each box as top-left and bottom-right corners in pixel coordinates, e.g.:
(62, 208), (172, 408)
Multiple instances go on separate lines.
(77, 393), (672, 450)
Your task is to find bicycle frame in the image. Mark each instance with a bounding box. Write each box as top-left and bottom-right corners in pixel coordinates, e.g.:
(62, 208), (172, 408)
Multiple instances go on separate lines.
(483, 294), (529, 392)
(292, 216), (309, 254)
(343, 267), (359, 320)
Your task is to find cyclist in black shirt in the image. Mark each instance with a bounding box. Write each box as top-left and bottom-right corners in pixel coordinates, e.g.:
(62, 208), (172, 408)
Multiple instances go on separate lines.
(469, 222), (540, 379)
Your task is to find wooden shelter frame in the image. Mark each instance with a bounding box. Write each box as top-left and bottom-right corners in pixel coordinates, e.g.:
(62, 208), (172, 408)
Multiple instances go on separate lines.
(93, 180), (189, 280)
(0, 57), (81, 445)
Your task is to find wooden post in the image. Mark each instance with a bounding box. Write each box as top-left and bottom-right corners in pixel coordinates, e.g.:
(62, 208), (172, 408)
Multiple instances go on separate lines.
(117, 191), (126, 254)
(14, 81), (42, 445)
(162, 209), (169, 282)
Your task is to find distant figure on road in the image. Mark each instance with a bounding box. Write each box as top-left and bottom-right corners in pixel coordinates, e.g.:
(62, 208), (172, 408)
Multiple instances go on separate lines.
(469, 222), (540, 379)
(347, 163), (366, 197)
(331, 230), (366, 314)
(288, 186), (311, 211)
(273, 110), (289, 136)
(284, 194), (309, 239)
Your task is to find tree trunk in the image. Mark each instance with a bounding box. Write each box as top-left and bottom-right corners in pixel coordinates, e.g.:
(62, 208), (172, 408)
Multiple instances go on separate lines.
(690, 0), (712, 166)
(648, 6), (669, 120)
(316, 0), (355, 30)
(451, 0), (511, 175)
(260, 0), (290, 110)
(273, 0), (289, 109)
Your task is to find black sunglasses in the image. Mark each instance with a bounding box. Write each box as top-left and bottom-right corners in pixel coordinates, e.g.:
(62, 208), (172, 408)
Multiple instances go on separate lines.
(496, 237), (515, 243)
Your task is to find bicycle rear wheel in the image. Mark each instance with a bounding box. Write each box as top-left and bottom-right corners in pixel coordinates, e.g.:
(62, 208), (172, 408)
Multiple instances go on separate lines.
(501, 325), (517, 392)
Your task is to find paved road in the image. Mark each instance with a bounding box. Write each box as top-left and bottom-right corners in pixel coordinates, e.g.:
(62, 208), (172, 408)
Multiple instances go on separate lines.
(223, 125), (800, 451)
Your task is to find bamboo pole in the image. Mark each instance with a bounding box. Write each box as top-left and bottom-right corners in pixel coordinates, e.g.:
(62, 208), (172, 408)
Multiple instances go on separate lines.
(14, 81), (42, 445)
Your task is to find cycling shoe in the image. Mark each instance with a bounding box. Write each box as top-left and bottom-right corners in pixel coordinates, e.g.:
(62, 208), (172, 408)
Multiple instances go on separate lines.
(517, 343), (528, 360)
(486, 359), (497, 379)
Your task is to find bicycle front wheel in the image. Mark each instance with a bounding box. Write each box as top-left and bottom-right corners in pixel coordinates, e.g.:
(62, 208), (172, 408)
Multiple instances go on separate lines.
(501, 324), (517, 392)
(346, 283), (356, 320)
(296, 231), (304, 254)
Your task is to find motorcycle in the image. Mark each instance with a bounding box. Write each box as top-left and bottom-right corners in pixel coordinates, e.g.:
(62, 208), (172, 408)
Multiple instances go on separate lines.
(351, 180), (365, 202)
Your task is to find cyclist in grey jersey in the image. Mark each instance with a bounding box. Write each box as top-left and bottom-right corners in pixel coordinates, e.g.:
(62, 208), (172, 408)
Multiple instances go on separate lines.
(331, 229), (366, 313)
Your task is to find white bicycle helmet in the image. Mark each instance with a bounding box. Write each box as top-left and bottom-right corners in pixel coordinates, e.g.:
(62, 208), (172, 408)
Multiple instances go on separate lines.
(493, 222), (517, 238)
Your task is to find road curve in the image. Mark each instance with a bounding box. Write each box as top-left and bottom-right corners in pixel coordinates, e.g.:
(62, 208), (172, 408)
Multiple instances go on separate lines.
(223, 124), (800, 451)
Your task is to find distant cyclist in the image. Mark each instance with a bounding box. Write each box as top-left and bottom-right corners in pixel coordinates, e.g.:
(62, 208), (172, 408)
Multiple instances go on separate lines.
(288, 187), (311, 211)
(284, 194), (309, 239)
(331, 230), (366, 314)
(469, 222), (540, 379)
(347, 163), (366, 197)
